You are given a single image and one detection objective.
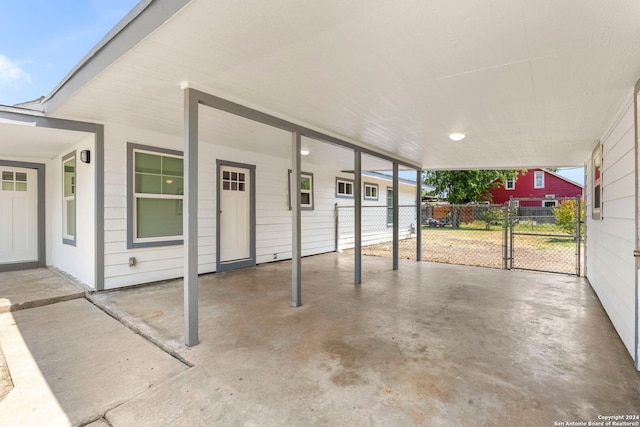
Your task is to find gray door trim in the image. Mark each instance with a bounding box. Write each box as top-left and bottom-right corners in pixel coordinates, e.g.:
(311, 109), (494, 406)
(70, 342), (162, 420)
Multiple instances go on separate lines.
(216, 159), (256, 272)
(0, 160), (46, 272)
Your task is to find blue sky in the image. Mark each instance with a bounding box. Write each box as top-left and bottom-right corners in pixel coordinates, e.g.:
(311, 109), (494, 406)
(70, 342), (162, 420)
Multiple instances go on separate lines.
(0, 0), (138, 106)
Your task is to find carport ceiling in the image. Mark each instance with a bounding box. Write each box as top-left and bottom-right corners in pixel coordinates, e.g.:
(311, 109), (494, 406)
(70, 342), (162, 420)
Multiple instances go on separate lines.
(0, 121), (90, 159)
(46, 0), (640, 170)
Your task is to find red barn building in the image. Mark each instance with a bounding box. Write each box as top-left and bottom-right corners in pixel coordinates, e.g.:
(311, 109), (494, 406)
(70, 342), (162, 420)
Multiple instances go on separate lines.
(490, 168), (583, 207)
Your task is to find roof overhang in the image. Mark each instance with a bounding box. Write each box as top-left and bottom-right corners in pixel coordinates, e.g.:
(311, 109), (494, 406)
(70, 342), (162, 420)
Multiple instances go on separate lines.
(42, 0), (640, 170)
(0, 107), (98, 159)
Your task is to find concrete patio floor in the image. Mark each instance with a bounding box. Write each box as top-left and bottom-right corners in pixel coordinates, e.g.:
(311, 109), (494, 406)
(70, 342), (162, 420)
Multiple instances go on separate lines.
(87, 253), (640, 426)
(0, 268), (86, 313)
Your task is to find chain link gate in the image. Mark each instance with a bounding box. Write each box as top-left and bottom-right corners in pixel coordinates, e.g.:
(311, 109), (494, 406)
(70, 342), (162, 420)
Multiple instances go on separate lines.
(507, 197), (582, 276)
(335, 198), (582, 276)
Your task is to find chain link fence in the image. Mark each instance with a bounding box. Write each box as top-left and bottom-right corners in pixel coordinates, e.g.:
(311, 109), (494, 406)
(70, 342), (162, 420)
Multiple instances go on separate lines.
(421, 204), (507, 269)
(336, 205), (418, 258)
(336, 199), (582, 276)
(509, 198), (582, 275)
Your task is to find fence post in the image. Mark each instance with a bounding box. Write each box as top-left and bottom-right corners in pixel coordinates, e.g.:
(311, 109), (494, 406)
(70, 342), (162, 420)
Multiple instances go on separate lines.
(502, 205), (509, 270)
(509, 198), (515, 269)
(576, 196), (581, 276)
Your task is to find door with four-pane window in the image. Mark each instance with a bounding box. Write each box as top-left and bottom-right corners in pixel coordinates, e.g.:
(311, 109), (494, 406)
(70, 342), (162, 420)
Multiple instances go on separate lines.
(218, 163), (254, 268)
(0, 167), (38, 264)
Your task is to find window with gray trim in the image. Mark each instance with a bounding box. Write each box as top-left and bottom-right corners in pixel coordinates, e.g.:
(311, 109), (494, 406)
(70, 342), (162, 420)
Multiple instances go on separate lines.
(62, 152), (76, 245)
(364, 182), (378, 200)
(128, 144), (184, 248)
(288, 170), (314, 210)
(336, 177), (354, 198)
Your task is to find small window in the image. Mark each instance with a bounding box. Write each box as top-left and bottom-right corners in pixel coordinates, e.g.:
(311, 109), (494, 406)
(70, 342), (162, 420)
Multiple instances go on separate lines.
(336, 178), (354, 198)
(62, 153), (76, 245)
(128, 144), (184, 248)
(288, 170), (314, 210)
(534, 171), (544, 188)
(1, 171), (28, 192)
(505, 178), (515, 190)
(543, 200), (558, 207)
(364, 182), (379, 200)
(223, 170), (246, 192)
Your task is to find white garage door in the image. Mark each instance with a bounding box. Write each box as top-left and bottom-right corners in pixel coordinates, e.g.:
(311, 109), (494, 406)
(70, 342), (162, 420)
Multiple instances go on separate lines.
(0, 167), (38, 264)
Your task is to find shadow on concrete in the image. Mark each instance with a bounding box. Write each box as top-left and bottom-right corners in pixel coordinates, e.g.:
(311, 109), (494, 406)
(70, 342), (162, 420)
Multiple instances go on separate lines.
(0, 269), (188, 426)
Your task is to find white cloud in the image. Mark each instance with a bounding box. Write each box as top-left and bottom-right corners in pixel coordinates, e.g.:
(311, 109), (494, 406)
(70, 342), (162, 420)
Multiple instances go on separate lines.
(0, 54), (31, 87)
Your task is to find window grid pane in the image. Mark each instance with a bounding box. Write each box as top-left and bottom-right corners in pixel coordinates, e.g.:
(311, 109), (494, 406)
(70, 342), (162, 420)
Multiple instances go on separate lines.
(222, 169), (246, 192)
(135, 152), (184, 196)
(365, 184), (378, 199)
(136, 198), (183, 239)
(63, 159), (75, 197)
(66, 199), (75, 236)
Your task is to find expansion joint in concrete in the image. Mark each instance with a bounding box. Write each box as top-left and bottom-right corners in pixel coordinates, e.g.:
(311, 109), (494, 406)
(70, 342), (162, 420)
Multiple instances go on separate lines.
(84, 294), (195, 368)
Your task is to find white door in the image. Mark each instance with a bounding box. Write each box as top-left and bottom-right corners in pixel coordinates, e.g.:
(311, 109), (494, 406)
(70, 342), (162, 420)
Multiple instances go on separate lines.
(0, 167), (38, 264)
(220, 165), (251, 263)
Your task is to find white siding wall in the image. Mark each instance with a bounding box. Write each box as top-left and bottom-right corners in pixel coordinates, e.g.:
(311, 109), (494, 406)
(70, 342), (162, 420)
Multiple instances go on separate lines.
(103, 124), (414, 289)
(586, 99), (637, 364)
(47, 134), (96, 288)
(335, 176), (418, 250)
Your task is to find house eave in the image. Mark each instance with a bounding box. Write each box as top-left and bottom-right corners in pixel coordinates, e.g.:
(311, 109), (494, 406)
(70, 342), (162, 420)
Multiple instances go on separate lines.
(42, 0), (191, 114)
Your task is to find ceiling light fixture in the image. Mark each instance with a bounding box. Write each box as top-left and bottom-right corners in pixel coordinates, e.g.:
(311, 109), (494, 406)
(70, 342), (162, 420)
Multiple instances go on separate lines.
(448, 132), (466, 141)
(300, 148), (310, 156)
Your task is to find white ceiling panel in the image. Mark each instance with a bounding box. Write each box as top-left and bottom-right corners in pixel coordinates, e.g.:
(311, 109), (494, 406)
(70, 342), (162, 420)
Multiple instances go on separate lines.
(0, 123), (90, 159)
(48, 0), (640, 170)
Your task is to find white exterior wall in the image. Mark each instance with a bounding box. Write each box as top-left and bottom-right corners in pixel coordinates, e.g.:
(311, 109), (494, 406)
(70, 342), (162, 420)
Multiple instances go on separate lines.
(47, 134), (96, 288)
(103, 123), (414, 289)
(336, 175), (417, 250)
(585, 99), (638, 365)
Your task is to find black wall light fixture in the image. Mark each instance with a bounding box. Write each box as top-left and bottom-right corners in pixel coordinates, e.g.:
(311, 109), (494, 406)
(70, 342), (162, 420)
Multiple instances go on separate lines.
(80, 150), (90, 164)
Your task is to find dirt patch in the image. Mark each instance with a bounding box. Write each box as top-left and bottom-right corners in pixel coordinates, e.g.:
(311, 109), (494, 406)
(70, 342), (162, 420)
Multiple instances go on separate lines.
(346, 229), (582, 275)
(0, 344), (13, 402)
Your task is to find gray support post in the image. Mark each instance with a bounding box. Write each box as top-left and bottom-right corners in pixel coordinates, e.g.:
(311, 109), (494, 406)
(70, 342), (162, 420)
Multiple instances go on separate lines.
(292, 131), (302, 307)
(183, 88), (199, 346)
(393, 163), (399, 270)
(95, 125), (105, 290)
(416, 169), (422, 262)
(354, 151), (362, 284)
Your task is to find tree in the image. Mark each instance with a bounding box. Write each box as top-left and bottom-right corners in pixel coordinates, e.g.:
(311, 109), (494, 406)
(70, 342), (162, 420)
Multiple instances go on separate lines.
(424, 170), (520, 204)
(552, 199), (584, 238)
(478, 208), (503, 230)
